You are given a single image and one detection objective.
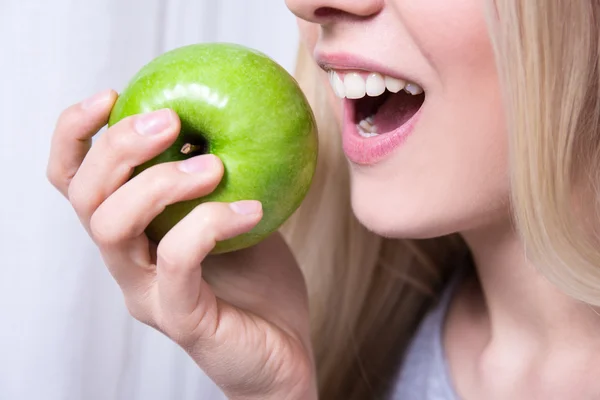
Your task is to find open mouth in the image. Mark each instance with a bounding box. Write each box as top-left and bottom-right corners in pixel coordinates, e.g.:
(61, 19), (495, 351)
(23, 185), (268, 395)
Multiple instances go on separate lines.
(353, 90), (425, 137)
(328, 71), (425, 138)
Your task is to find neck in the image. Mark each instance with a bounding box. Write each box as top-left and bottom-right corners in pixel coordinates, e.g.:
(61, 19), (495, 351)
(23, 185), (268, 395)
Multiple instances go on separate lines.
(461, 220), (600, 346)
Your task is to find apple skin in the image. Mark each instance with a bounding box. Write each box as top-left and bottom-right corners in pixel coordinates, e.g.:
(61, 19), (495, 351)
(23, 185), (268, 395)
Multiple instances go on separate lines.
(107, 43), (318, 254)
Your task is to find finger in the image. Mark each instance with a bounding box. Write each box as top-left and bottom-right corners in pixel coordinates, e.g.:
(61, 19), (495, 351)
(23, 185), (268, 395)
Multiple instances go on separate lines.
(155, 200), (263, 327)
(47, 89), (118, 197)
(68, 108), (180, 226)
(89, 154), (224, 287)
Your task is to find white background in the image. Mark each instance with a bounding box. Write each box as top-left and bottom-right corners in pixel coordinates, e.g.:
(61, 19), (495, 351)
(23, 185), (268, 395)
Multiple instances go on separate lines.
(0, 1), (299, 399)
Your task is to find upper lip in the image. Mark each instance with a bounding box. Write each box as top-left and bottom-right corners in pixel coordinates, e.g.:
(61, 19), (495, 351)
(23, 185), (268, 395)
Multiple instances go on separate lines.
(315, 51), (423, 88)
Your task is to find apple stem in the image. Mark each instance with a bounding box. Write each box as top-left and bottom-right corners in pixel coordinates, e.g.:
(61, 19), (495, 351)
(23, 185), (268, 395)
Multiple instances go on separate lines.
(180, 143), (203, 155)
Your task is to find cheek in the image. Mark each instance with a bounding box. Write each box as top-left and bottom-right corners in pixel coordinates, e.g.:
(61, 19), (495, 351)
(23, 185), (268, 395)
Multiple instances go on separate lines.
(349, 1), (510, 238)
(402, 0), (493, 84)
(297, 19), (318, 50)
(297, 18), (343, 127)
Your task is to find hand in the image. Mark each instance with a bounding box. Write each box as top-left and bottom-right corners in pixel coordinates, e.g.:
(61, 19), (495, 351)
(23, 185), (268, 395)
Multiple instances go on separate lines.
(47, 89), (317, 400)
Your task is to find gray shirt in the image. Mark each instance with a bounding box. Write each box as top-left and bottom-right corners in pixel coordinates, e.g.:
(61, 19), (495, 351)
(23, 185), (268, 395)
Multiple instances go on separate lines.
(391, 274), (462, 400)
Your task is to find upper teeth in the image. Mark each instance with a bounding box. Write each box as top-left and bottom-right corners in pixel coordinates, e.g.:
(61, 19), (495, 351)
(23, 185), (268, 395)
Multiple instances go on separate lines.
(328, 70), (423, 99)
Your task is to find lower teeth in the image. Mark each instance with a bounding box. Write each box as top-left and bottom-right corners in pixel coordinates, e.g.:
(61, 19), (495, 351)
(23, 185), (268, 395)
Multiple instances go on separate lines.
(357, 115), (379, 137)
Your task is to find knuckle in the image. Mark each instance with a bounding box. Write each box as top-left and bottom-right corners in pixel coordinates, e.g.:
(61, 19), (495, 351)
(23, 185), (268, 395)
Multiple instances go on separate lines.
(46, 163), (63, 191)
(141, 166), (173, 195)
(195, 206), (220, 231)
(156, 244), (183, 275)
(67, 179), (102, 221)
(89, 212), (127, 246)
(67, 181), (90, 216)
(195, 207), (225, 240)
(124, 298), (150, 324)
(133, 164), (181, 208)
(155, 314), (196, 347)
(55, 104), (82, 131)
(190, 210), (220, 250)
(104, 122), (135, 154)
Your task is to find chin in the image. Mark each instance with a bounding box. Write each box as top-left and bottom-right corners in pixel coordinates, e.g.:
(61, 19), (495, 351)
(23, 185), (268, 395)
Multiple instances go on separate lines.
(350, 190), (438, 240)
(348, 178), (506, 241)
(351, 200), (454, 240)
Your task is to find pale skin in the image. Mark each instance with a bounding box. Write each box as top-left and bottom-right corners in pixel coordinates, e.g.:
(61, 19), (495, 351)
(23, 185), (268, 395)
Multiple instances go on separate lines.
(290, 0), (600, 399)
(47, 100), (317, 400)
(46, 2), (600, 400)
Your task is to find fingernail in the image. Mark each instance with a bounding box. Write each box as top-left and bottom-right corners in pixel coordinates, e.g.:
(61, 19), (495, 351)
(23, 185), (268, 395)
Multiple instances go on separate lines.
(229, 200), (262, 215)
(135, 109), (173, 136)
(178, 154), (216, 173)
(81, 89), (113, 110)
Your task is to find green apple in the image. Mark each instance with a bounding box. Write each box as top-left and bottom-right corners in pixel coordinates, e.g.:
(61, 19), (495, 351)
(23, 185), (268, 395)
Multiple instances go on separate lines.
(108, 43), (318, 254)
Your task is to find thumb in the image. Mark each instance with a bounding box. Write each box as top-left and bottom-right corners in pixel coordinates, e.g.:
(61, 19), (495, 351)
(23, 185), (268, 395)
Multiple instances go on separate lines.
(155, 200), (262, 323)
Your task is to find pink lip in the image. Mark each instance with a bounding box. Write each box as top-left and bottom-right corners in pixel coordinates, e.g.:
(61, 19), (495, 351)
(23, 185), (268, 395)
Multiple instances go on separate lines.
(315, 52), (422, 86)
(316, 51), (424, 165)
(342, 98), (422, 165)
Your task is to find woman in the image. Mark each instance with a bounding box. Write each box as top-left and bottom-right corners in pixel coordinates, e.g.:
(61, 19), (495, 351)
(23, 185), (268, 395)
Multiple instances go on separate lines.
(46, 1), (600, 399)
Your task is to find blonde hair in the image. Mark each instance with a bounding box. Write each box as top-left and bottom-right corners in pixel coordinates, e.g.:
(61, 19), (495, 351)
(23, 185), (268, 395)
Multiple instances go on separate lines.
(489, 2), (600, 305)
(281, 1), (600, 398)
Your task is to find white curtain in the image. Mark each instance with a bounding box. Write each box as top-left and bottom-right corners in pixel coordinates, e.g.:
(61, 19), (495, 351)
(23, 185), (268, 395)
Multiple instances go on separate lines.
(0, 1), (299, 399)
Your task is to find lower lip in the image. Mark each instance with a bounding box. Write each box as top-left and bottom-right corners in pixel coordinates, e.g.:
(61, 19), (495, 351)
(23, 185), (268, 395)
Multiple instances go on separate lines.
(341, 99), (422, 165)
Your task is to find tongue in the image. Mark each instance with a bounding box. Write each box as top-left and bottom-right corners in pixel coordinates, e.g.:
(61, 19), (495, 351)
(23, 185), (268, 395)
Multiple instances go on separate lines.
(373, 92), (423, 134)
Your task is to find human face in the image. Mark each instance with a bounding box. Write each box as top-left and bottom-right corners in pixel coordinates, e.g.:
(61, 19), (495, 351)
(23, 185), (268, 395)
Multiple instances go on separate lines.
(286, 0), (510, 238)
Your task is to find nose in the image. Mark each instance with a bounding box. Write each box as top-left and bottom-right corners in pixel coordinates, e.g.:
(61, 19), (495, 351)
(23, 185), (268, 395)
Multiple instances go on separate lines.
(286, 0), (383, 24)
